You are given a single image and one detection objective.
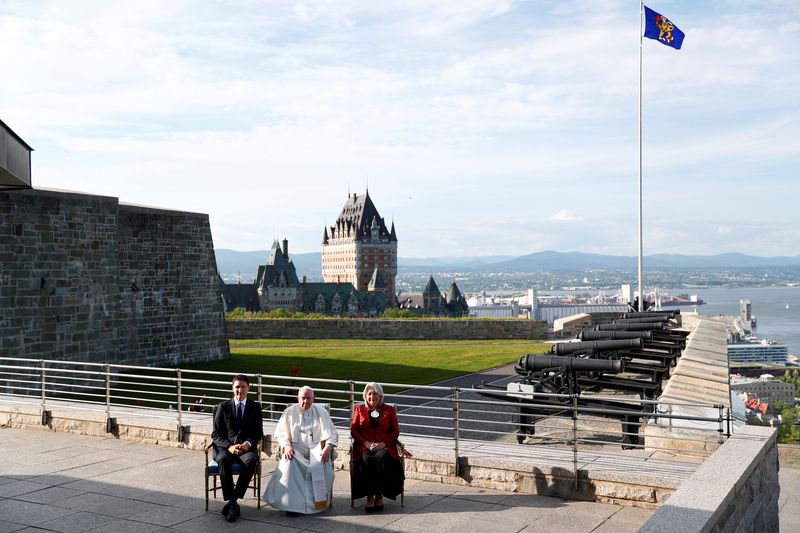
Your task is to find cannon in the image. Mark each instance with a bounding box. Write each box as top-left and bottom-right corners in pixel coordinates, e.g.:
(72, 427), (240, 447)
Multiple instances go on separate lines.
(623, 310), (679, 318)
(519, 354), (624, 372)
(578, 330), (653, 342)
(476, 352), (653, 447)
(552, 338), (643, 356)
(596, 321), (663, 331)
(595, 322), (690, 339)
(473, 316), (690, 448)
(578, 329), (685, 355)
(551, 336), (672, 385)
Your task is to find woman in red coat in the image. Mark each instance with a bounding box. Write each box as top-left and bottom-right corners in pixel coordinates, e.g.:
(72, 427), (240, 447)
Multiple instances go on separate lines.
(351, 382), (404, 512)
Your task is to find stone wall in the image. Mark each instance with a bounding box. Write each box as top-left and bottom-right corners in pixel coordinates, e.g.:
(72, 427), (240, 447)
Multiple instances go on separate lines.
(226, 318), (548, 340)
(639, 425), (779, 532)
(0, 188), (228, 366)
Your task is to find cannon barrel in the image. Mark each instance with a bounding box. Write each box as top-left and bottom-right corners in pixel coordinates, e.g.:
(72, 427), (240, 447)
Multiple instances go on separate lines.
(578, 330), (653, 342)
(623, 310), (679, 319)
(614, 316), (669, 324)
(553, 338), (643, 355)
(518, 354), (624, 373)
(596, 322), (664, 331)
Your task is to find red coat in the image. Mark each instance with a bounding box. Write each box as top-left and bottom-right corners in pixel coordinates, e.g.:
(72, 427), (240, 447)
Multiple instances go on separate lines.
(351, 403), (401, 462)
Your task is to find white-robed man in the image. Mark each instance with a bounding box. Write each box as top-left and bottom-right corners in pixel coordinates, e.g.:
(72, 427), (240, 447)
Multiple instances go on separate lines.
(264, 385), (338, 515)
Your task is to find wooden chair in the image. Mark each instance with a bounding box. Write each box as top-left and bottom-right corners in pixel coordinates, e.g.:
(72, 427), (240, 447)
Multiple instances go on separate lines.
(204, 442), (262, 511)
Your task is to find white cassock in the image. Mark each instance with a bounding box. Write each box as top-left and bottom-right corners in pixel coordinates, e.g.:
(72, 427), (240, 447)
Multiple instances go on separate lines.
(264, 403), (338, 514)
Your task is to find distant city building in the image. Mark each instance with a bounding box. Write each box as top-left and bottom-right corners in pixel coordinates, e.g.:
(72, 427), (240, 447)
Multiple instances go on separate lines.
(534, 303), (628, 325)
(398, 276), (469, 317)
(299, 281), (388, 317)
(730, 375), (795, 406)
(469, 304), (517, 318)
(247, 238), (388, 317)
(220, 278), (260, 312)
(255, 239), (300, 311)
(727, 339), (788, 365)
(620, 284), (634, 305)
(322, 190), (397, 305)
(739, 298), (756, 333)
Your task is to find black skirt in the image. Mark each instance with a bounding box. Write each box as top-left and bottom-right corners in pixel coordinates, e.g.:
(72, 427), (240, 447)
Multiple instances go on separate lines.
(351, 448), (405, 500)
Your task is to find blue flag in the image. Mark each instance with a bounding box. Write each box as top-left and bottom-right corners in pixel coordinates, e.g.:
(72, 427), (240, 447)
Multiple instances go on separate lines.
(643, 5), (685, 50)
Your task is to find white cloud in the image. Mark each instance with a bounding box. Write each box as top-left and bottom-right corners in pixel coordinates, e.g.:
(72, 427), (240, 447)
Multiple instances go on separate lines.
(1, 0), (798, 256)
(549, 210), (583, 223)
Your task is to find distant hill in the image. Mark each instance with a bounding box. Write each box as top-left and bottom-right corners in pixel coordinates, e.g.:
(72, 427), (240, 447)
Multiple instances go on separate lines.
(401, 251), (800, 272)
(215, 249), (322, 281)
(215, 249), (800, 280)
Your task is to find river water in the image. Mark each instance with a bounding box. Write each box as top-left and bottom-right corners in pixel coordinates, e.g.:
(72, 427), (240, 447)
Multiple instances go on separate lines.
(663, 286), (800, 357)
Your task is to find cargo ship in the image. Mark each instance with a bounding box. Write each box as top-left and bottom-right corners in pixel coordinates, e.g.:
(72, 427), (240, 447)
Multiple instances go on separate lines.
(659, 293), (705, 306)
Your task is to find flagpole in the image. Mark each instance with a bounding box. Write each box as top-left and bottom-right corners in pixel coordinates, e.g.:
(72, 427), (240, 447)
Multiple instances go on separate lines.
(637, 0), (644, 312)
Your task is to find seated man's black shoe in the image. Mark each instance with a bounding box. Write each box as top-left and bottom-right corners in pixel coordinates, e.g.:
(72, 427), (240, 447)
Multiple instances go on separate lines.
(286, 511), (301, 517)
(220, 502), (231, 516)
(226, 503), (241, 522)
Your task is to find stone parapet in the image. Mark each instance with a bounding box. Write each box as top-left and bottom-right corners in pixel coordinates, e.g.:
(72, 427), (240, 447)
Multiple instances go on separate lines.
(639, 425), (779, 533)
(644, 319), (730, 456)
(226, 318), (548, 340)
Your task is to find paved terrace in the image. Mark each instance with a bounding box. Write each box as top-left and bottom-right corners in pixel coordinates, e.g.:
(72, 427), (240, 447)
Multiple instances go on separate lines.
(1, 428), (658, 533)
(2, 428), (798, 532)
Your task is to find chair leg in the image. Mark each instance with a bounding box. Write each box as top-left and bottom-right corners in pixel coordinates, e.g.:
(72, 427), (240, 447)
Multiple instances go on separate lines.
(256, 463), (262, 509)
(204, 471), (209, 511)
(350, 459), (354, 507)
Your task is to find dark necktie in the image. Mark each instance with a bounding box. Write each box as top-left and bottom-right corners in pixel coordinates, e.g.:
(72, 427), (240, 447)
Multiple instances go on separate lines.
(236, 402), (244, 427)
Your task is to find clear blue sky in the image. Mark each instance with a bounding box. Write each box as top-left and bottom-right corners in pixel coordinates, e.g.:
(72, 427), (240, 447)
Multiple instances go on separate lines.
(2, 1), (797, 257)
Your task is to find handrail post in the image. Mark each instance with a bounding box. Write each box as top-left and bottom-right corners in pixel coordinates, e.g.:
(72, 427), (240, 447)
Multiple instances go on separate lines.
(104, 364), (113, 433)
(452, 388), (460, 476)
(725, 407), (731, 438)
(717, 404), (724, 444)
(257, 374), (263, 405)
(40, 360), (46, 410)
(572, 393), (579, 491)
(105, 364), (111, 417)
(176, 368), (183, 427)
(348, 380), (355, 415)
(40, 359), (50, 426)
(176, 368), (187, 443)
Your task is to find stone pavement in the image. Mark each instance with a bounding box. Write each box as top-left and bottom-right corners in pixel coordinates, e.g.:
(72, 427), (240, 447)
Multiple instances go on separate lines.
(0, 428), (655, 533)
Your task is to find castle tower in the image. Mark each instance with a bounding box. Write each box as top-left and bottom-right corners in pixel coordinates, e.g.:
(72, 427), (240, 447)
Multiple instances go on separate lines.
(322, 190), (397, 304)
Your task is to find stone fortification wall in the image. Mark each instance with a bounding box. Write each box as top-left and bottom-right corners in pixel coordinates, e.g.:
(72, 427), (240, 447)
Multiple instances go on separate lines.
(0, 188), (228, 366)
(640, 425), (779, 533)
(226, 318), (548, 340)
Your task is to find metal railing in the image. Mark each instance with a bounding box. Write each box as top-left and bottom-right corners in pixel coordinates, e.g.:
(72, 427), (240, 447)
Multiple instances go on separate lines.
(0, 357), (731, 484)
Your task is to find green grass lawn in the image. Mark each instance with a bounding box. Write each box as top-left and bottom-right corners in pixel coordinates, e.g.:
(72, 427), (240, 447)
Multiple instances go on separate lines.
(183, 338), (550, 385)
(107, 339), (549, 412)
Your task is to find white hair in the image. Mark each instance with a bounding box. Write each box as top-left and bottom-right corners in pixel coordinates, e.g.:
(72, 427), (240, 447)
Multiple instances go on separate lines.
(297, 385), (315, 398)
(363, 382), (384, 406)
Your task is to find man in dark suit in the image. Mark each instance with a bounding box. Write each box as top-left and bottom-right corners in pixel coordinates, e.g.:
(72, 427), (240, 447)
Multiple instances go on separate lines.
(212, 374), (263, 522)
